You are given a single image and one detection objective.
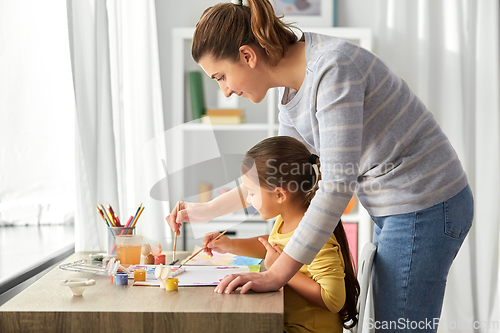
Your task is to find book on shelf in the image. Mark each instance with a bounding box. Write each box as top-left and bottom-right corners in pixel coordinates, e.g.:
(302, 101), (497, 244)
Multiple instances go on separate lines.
(206, 108), (244, 116)
(201, 114), (246, 125)
(188, 71), (206, 120)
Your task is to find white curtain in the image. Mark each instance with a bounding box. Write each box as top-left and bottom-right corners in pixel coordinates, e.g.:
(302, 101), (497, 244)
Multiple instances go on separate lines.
(0, 1), (75, 226)
(67, 0), (169, 251)
(373, 0), (500, 331)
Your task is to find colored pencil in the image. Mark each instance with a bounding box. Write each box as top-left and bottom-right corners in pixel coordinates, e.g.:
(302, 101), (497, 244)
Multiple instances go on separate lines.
(108, 205), (121, 227)
(100, 204), (115, 227)
(96, 206), (110, 227)
(102, 205), (116, 227)
(130, 203), (143, 226)
(131, 206), (145, 228)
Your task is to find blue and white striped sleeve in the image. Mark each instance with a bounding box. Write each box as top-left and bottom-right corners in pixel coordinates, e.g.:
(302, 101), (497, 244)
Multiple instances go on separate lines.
(284, 50), (366, 264)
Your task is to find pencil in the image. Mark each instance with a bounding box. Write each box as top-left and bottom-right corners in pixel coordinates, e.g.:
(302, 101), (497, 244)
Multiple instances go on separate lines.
(100, 204), (115, 227)
(179, 230), (227, 268)
(131, 206), (145, 228)
(108, 205), (121, 227)
(96, 206), (110, 227)
(102, 205), (116, 227)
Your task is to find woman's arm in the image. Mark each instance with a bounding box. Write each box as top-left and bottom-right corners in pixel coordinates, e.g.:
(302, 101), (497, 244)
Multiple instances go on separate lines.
(166, 184), (250, 234)
(208, 183), (251, 216)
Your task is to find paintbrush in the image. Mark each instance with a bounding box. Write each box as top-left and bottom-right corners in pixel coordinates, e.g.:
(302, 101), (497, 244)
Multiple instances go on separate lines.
(179, 230), (227, 268)
(169, 202), (180, 265)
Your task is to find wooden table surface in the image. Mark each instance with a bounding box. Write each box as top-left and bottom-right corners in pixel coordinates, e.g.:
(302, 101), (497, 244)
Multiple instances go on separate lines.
(0, 252), (283, 333)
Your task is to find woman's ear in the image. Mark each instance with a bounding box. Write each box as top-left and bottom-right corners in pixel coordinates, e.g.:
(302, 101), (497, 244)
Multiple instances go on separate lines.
(239, 45), (258, 69)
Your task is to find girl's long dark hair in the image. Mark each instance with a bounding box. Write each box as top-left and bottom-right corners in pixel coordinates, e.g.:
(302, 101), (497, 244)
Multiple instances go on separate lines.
(241, 136), (359, 329)
(333, 220), (360, 329)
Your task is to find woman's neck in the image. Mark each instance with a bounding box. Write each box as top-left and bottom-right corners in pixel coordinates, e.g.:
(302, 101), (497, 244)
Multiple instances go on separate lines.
(267, 41), (307, 91)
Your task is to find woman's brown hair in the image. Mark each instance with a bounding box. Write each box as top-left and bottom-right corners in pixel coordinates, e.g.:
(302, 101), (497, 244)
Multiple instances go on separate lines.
(241, 136), (360, 329)
(192, 0), (298, 66)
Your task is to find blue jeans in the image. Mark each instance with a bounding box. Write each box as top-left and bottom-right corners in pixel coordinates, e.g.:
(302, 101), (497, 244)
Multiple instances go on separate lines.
(370, 185), (473, 332)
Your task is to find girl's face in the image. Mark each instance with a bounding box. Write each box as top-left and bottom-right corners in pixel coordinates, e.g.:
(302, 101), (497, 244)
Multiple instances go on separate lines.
(198, 46), (269, 104)
(241, 174), (281, 221)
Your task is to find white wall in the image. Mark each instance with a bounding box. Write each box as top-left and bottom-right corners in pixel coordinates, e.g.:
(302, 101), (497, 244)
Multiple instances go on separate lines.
(0, 1), (75, 225)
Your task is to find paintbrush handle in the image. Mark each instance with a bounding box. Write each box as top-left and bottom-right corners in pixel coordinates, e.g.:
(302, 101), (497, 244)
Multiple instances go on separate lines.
(173, 234), (177, 262)
(180, 230), (227, 267)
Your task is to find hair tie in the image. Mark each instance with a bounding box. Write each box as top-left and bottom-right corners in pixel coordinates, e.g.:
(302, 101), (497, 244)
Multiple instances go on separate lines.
(309, 154), (320, 189)
(309, 154), (319, 165)
(231, 0), (243, 5)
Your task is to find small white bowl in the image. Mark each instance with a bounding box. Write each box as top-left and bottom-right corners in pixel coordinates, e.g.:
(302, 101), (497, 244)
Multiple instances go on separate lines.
(60, 278), (96, 296)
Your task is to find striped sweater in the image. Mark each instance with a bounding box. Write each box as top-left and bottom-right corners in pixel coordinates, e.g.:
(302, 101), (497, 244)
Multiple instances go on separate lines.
(279, 32), (468, 264)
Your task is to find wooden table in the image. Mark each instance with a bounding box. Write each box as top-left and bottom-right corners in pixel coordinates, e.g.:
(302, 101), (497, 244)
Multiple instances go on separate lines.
(0, 252), (283, 333)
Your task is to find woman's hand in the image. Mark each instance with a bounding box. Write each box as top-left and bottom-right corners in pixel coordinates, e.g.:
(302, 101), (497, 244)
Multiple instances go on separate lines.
(203, 232), (232, 257)
(259, 237), (282, 270)
(166, 201), (214, 236)
(214, 251), (303, 294)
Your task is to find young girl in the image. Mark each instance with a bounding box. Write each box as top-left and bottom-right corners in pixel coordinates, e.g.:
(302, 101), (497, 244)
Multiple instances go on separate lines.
(203, 136), (359, 332)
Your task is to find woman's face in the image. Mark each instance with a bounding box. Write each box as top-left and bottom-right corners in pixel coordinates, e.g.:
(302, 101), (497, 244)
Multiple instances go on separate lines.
(198, 47), (269, 104)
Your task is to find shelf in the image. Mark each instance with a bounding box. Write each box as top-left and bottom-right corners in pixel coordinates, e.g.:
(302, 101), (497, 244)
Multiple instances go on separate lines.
(181, 123), (279, 132)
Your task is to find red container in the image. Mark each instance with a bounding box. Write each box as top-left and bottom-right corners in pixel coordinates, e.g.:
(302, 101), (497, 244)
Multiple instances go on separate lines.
(154, 254), (166, 265)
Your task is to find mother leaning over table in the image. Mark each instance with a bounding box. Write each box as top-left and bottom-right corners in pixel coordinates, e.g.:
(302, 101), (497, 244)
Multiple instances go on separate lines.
(166, 0), (473, 331)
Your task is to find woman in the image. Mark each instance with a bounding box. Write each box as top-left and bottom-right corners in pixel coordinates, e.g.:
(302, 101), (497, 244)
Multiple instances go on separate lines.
(166, 0), (473, 330)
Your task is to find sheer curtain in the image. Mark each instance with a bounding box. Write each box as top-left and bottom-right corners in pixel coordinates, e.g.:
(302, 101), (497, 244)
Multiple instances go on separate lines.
(0, 1), (75, 226)
(67, 0), (169, 251)
(373, 0), (500, 331)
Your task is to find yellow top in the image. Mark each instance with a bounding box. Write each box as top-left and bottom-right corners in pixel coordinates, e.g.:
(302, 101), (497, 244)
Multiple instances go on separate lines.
(269, 215), (346, 333)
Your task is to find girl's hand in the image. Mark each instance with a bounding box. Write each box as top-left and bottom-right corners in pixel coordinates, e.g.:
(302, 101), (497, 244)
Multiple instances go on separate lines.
(203, 232), (232, 257)
(259, 237), (283, 270)
(166, 201), (214, 236)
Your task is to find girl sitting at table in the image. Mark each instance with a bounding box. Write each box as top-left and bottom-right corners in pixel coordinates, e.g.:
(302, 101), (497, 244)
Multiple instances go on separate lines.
(202, 136), (359, 333)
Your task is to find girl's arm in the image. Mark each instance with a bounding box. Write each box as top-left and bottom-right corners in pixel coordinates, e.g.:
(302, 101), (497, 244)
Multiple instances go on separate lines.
(260, 238), (345, 313)
(287, 272), (329, 310)
(203, 233), (269, 259)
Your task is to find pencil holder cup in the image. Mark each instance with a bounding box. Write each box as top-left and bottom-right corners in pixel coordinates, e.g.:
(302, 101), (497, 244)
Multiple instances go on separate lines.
(107, 226), (136, 256)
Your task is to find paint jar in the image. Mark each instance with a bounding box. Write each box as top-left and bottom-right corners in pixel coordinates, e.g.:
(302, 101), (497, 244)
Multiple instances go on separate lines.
(116, 235), (143, 267)
(154, 254), (166, 265)
(166, 278), (178, 291)
(116, 272), (128, 286)
(134, 269), (146, 282)
(107, 226), (136, 256)
(142, 254), (155, 265)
